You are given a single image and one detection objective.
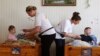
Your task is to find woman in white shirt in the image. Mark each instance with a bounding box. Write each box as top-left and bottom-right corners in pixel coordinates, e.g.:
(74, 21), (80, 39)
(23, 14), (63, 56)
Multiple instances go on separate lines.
(55, 12), (81, 56)
(23, 6), (56, 56)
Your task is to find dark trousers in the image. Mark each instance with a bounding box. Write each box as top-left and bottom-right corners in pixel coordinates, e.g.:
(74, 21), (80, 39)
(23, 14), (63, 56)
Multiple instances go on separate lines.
(55, 39), (65, 56)
(41, 34), (56, 56)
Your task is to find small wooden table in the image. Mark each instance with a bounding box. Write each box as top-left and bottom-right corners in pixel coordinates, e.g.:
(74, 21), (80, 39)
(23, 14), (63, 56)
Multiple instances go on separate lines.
(0, 44), (41, 56)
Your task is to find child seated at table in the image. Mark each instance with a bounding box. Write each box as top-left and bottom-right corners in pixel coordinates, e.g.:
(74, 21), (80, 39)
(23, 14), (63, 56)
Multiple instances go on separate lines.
(7, 25), (17, 41)
(67, 27), (97, 47)
(80, 27), (97, 46)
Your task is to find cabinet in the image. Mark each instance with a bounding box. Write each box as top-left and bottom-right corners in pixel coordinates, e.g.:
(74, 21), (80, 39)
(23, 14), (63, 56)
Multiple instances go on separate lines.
(0, 44), (41, 56)
(65, 46), (100, 56)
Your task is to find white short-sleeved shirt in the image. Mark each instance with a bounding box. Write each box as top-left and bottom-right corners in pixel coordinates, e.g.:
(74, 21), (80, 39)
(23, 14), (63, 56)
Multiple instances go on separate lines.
(34, 13), (56, 35)
(25, 17), (35, 28)
(55, 19), (74, 39)
(19, 17), (35, 33)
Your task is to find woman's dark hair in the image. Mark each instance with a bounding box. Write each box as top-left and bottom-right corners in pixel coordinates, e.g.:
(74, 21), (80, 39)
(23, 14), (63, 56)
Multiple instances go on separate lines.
(8, 25), (15, 31)
(84, 27), (91, 30)
(26, 6), (37, 12)
(71, 12), (81, 21)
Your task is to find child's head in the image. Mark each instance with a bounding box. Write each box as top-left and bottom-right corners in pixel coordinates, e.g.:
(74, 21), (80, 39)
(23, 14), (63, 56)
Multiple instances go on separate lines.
(8, 25), (16, 34)
(84, 27), (92, 35)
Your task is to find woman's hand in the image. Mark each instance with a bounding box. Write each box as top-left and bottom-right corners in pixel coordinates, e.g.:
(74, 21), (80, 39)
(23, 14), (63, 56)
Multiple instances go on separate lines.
(74, 35), (81, 39)
(22, 29), (29, 32)
(24, 32), (32, 38)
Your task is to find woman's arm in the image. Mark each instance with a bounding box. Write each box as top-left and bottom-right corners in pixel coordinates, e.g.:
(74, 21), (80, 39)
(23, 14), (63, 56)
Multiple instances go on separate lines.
(63, 32), (81, 39)
(22, 28), (34, 32)
(24, 26), (41, 38)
